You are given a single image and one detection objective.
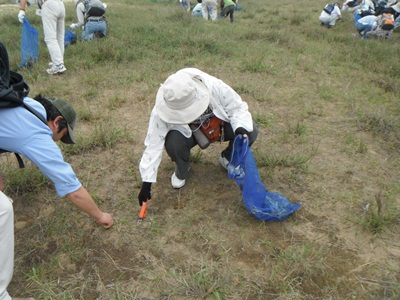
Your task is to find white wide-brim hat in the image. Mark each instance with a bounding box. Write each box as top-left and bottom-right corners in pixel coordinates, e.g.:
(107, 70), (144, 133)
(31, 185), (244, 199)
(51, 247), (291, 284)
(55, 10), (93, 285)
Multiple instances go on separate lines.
(155, 72), (210, 124)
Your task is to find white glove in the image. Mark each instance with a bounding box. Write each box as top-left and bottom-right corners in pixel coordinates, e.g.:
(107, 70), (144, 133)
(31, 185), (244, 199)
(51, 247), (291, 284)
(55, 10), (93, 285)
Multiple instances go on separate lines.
(102, 3), (107, 8)
(18, 10), (26, 23)
(70, 23), (78, 30)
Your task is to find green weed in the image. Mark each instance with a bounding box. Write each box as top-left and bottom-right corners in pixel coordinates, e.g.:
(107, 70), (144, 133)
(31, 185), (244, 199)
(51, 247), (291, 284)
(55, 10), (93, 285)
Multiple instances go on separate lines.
(2, 159), (50, 196)
(360, 191), (400, 234)
(61, 122), (127, 155)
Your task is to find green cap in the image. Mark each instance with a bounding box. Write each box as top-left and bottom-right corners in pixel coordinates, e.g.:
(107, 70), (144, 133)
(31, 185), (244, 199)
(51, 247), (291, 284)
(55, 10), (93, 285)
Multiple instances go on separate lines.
(51, 98), (77, 144)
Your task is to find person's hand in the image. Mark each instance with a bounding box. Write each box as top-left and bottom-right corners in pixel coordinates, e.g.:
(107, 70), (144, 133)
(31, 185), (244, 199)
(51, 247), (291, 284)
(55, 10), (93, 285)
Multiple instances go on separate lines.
(95, 212), (114, 229)
(70, 23), (78, 30)
(235, 127), (249, 138)
(18, 10), (25, 23)
(138, 182), (152, 206)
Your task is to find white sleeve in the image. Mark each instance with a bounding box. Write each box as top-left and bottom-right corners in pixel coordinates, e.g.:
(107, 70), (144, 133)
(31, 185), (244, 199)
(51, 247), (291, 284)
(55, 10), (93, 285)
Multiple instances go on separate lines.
(139, 107), (170, 183)
(196, 73), (253, 133)
(76, 3), (85, 27)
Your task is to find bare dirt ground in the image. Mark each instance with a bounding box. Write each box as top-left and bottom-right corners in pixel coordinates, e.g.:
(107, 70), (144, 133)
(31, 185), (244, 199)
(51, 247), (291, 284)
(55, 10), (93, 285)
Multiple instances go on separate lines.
(5, 70), (399, 298)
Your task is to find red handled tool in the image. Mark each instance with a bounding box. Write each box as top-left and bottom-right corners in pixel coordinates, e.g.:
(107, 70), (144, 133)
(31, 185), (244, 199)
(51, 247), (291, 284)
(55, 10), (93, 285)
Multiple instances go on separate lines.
(137, 199), (149, 224)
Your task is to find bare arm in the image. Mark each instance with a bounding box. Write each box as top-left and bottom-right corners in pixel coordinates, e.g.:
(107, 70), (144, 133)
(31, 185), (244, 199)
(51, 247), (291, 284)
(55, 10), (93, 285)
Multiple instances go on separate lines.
(75, 3), (86, 28)
(17, 0), (28, 22)
(19, 0), (28, 10)
(66, 187), (114, 229)
(1, 173), (113, 228)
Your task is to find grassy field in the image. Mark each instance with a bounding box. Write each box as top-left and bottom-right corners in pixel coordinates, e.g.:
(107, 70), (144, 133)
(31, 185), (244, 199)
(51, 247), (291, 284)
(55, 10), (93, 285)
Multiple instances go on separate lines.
(1, 0), (400, 299)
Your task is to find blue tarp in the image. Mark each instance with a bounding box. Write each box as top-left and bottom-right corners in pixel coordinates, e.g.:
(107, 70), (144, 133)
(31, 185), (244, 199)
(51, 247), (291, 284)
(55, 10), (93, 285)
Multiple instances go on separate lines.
(20, 17), (39, 69)
(228, 135), (301, 221)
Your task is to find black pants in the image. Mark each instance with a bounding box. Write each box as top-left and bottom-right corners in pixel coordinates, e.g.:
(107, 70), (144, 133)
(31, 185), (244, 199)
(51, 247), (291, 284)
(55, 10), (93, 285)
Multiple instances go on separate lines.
(221, 5), (235, 22)
(165, 121), (259, 180)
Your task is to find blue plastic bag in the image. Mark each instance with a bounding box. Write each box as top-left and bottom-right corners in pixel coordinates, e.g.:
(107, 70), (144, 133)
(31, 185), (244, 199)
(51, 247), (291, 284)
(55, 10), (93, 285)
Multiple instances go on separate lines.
(64, 30), (77, 48)
(20, 17), (39, 68)
(228, 135), (301, 221)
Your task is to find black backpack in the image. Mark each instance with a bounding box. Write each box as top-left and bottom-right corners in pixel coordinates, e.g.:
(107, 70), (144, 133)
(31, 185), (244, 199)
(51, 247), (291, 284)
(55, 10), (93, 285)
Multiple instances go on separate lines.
(0, 40), (46, 168)
(347, 0), (359, 8)
(85, 0), (106, 17)
(76, 0), (106, 22)
(323, 3), (336, 14)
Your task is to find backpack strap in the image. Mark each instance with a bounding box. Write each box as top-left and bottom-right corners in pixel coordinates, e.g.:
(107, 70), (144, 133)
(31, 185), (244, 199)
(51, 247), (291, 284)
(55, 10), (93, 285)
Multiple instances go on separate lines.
(0, 86), (13, 99)
(14, 153), (25, 169)
(0, 102), (47, 169)
(324, 3), (335, 14)
(0, 149), (24, 168)
(23, 102), (47, 124)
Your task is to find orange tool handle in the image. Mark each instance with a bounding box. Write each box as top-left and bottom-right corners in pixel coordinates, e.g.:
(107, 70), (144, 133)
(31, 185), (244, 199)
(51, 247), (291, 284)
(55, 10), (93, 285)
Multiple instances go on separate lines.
(139, 200), (148, 219)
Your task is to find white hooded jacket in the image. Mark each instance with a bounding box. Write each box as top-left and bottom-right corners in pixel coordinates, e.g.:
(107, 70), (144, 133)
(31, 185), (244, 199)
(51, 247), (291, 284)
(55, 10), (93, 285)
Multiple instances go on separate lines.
(139, 68), (254, 183)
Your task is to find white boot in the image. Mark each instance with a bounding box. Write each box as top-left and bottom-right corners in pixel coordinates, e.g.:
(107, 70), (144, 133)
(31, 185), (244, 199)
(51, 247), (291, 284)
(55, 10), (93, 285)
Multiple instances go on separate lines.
(171, 172), (186, 189)
(219, 154), (229, 170)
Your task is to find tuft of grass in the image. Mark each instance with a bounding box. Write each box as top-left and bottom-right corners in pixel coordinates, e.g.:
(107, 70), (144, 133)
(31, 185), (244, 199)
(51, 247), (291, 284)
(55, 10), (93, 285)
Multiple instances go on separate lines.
(257, 152), (311, 170)
(356, 108), (396, 135)
(343, 134), (368, 155)
(356, 107), (400, 151)
(351, 190), (400, 234)
(75, 103), (95, 122)
(148, 261), (227, 298)
(2, 159), (50, 196)
(253, 112), (273, 128)
(363, 191), (400, 234)
(61, 121), (127, 155)
(256, 141), (317, 173)
(190, 148), (204, 164)
(286, 119), (307, 136)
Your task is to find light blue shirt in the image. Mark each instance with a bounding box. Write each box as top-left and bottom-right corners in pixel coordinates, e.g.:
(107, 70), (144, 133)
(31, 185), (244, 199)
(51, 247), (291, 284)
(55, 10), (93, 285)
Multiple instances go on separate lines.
(0, 97), (82, 197)
(357, 15), (378, 26)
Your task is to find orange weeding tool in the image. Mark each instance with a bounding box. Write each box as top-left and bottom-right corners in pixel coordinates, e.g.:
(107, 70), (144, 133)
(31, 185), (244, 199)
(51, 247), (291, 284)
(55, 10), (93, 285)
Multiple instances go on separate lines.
(137, 199), (149, 224)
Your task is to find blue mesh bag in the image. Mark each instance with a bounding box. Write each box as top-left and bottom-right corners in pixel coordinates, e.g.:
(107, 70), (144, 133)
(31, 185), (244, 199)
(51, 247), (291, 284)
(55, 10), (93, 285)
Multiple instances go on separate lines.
(20, 17), (39, 69)
(227, 135), (301, 221)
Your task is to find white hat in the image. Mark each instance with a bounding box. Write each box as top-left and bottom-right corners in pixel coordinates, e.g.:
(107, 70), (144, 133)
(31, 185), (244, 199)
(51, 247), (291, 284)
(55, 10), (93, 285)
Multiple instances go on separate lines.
(155, 72), (210, 124)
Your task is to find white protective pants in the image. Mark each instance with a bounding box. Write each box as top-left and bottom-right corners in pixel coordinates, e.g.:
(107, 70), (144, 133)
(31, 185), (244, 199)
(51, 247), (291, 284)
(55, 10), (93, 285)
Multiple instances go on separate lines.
(201, 0), (218, 21)
(319, 13), (340, 26)
(41, 0), (66, 66)
(0, 192), (13, 300)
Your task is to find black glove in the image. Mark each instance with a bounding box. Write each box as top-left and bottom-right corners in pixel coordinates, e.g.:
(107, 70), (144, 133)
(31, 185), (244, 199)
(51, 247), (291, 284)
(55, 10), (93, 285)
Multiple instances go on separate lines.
(138, 182), (152, 206)
(235, 127), (250, 136)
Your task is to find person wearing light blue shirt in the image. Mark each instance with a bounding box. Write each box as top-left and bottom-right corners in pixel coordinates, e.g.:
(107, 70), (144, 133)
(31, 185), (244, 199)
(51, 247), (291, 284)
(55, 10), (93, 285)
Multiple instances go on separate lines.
(355, 15), (379, 38)
(353, 0), (375, 23)
(0, 95), (113, 300)
(0, 97), (81, 196)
